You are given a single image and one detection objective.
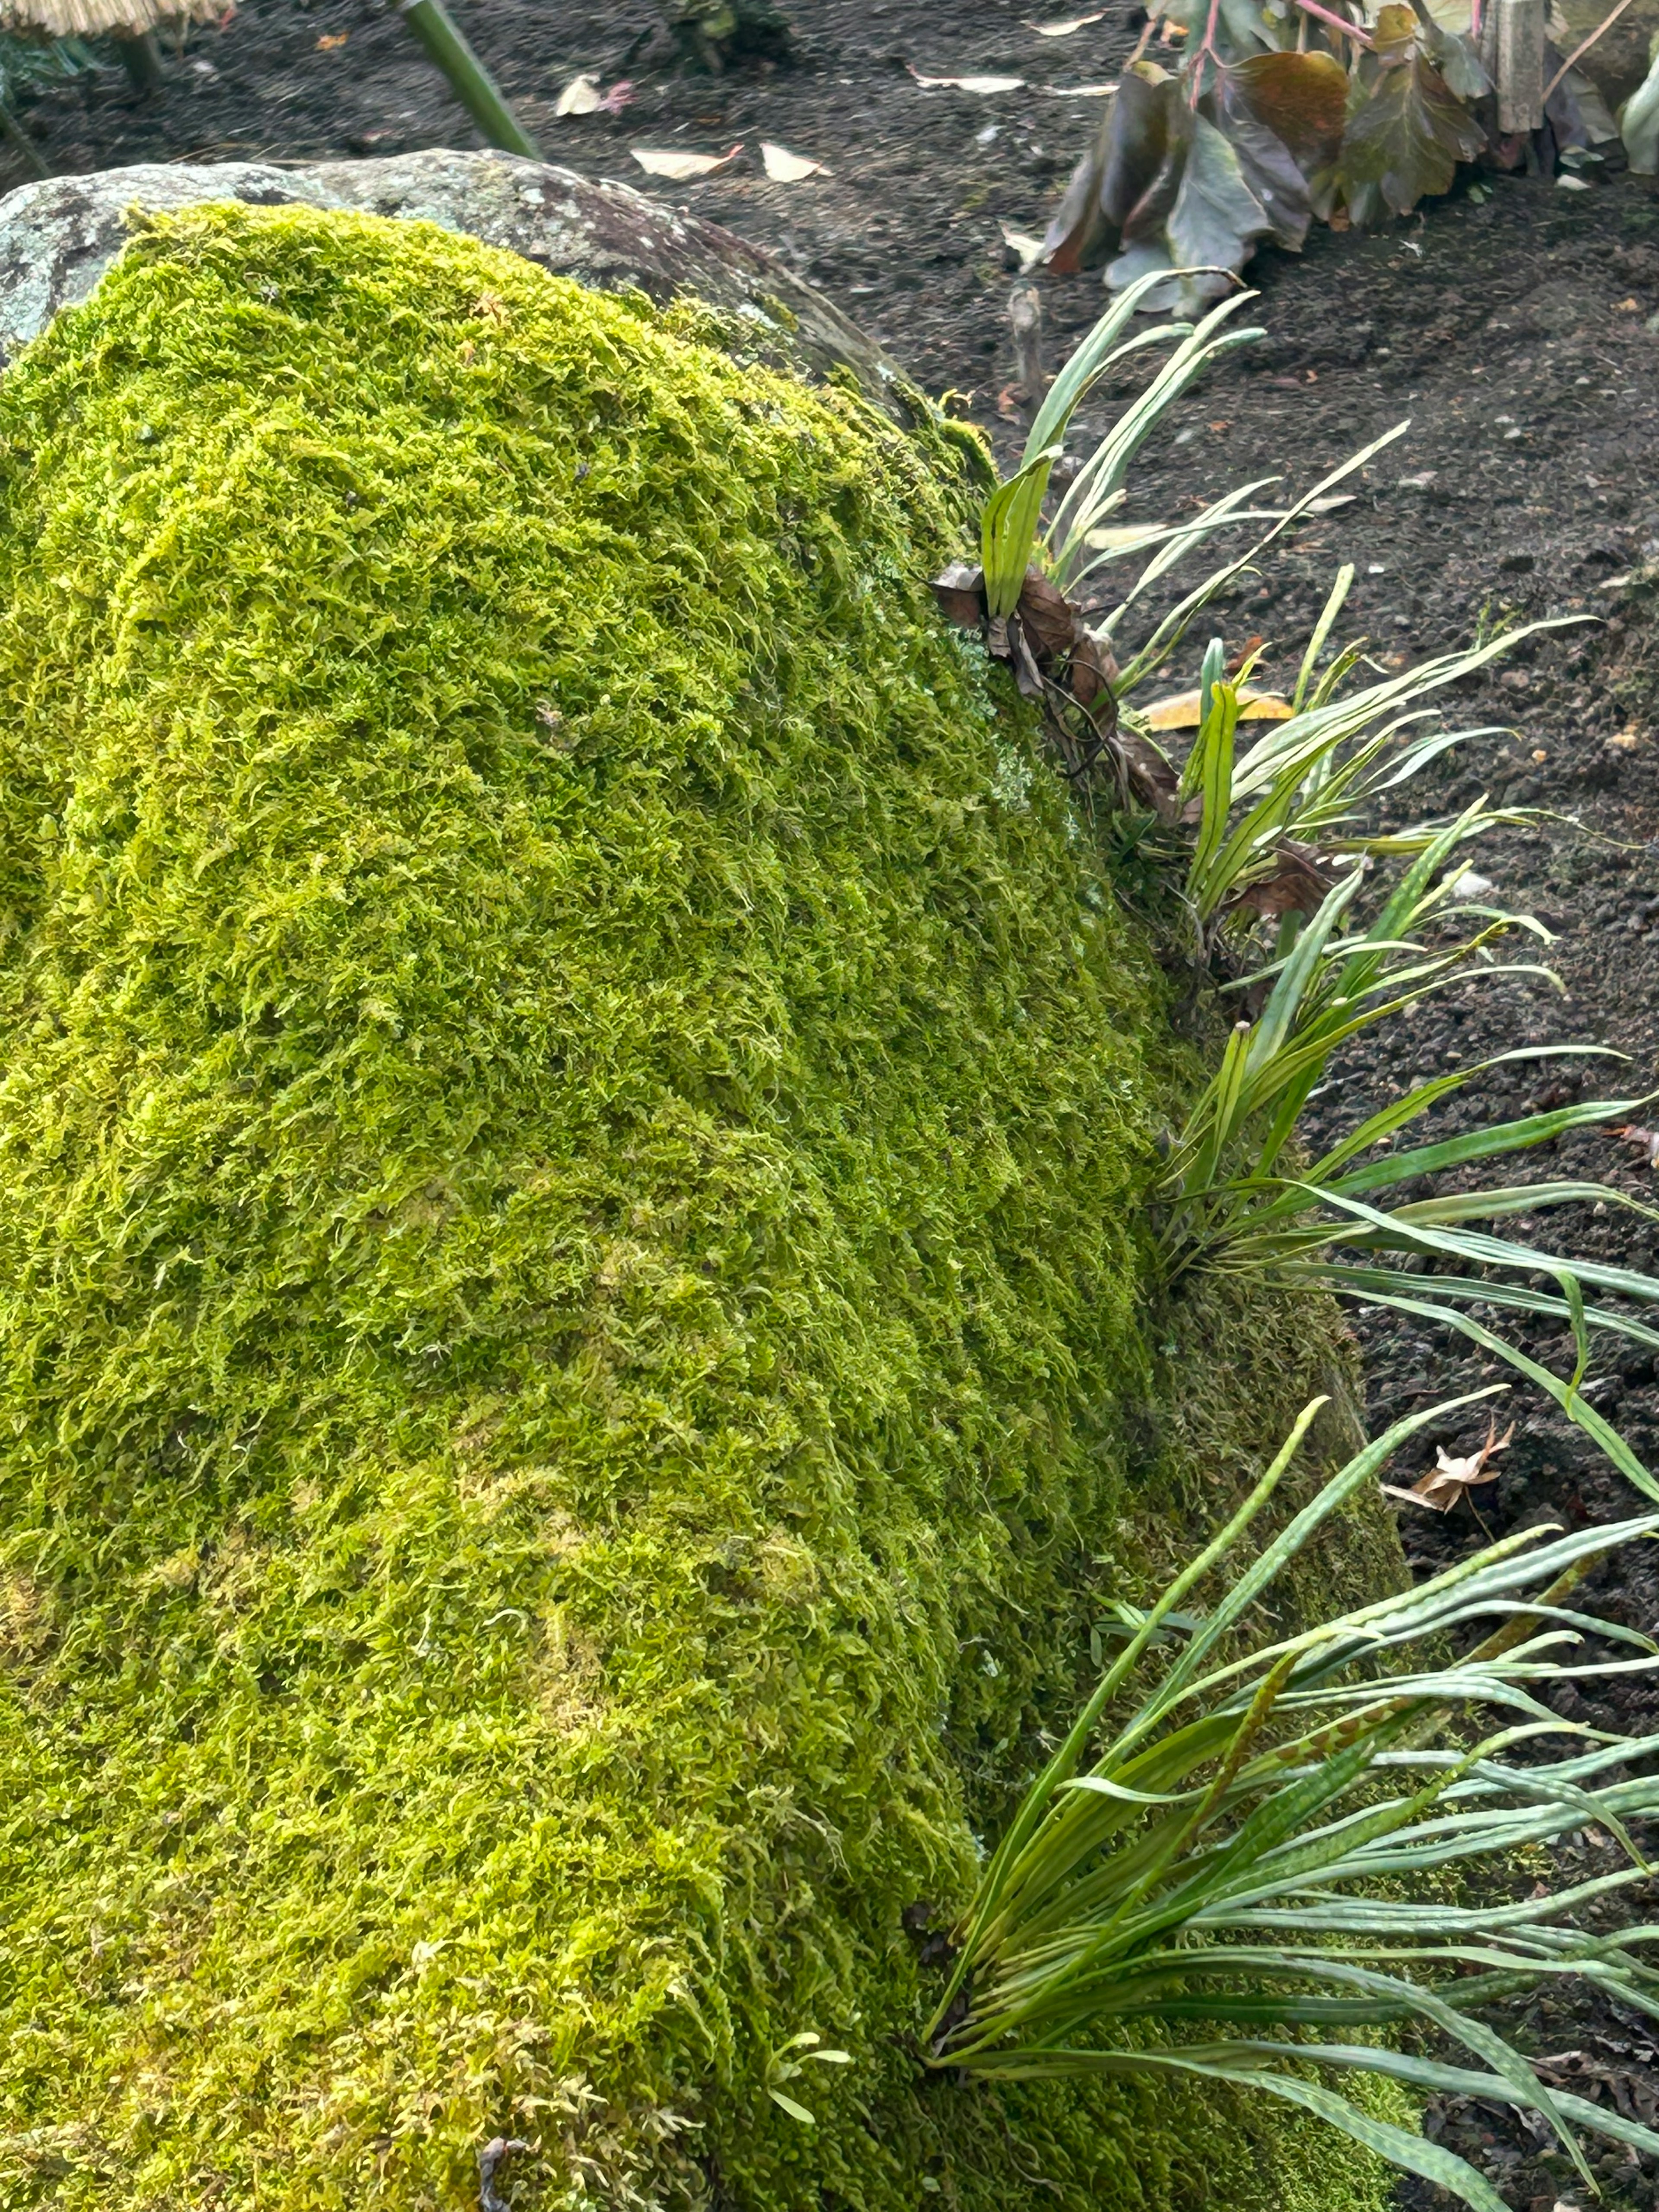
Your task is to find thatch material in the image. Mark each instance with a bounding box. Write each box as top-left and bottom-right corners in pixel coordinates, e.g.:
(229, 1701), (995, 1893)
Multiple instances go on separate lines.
(0, 0), (222, 38)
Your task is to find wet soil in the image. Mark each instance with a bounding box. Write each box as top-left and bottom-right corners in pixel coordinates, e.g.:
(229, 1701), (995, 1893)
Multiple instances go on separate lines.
(15, 1), (1659, 2204)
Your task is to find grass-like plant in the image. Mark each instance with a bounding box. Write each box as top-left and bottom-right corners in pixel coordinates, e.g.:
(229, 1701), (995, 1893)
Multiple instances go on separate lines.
(925, 1389), (1659, 2212)
(954, 286), (1659, 1487)
(1148, 670), (1659, 1478)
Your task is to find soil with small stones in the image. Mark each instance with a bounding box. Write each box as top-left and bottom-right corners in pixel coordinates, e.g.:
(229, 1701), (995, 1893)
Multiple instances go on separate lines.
(15, 1), (1659, 2204)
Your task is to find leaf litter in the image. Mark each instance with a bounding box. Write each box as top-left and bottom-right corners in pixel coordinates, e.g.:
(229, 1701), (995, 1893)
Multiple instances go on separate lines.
(1382, 1420), (1516, 1511)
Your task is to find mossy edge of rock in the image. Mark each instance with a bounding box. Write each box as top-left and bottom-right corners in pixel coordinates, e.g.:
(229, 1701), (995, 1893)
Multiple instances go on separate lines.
(0, 203), (1407, 2212)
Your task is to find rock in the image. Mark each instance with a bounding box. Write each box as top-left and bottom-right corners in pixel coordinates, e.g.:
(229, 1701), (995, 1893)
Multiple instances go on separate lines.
(0, 146), (901, 404)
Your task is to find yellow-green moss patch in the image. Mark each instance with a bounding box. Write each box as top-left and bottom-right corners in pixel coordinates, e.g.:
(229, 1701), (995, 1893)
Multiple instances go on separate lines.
(0, 204), (1406, 2212)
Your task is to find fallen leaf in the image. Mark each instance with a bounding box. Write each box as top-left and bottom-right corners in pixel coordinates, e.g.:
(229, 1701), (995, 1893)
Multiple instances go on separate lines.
(761, 140), (830, 180)
(1015, 566), (1081, 661)
(555, 70), (602, 114)
(1227, 840), (1337, 918)
(1120, 727), (1181, 817)
(908, 66), (1027, 91)
(1000, 221), (1048, 268)
(930, 563), (987, 629)
(1382, 1420), (1515, 1512)
(630, 143), (743, 179)
(1613, 1124), (1659, 1166)
(1023, 7), (1107, 32)
(1142, 686), (1294, 730)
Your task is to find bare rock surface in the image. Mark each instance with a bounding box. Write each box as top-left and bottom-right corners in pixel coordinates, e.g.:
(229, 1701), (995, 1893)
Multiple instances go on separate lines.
(0, 146), (901, 401)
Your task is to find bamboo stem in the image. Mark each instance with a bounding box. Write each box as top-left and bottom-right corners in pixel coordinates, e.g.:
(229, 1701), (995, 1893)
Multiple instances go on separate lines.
(396, 0), (541, 160)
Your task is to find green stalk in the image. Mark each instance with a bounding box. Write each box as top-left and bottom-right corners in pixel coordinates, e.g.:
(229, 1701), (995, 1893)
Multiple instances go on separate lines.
(397, 0), (541, 160)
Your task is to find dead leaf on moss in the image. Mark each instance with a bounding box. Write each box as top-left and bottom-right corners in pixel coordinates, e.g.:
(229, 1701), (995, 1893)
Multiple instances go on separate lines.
(630, 143), (743, 179)
(1382, 1420), (1515, 1512)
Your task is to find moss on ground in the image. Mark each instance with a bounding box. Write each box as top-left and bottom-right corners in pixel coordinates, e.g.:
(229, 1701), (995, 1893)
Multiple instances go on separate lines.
(0, 204), (1407, 2211)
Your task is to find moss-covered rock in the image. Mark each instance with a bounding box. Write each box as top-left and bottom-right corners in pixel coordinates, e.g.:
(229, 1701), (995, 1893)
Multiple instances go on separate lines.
(0, 204), (1405, 2212)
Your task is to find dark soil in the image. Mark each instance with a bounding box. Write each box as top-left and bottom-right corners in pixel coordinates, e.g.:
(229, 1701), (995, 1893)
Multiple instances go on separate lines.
(13, 1), (1659, 2205)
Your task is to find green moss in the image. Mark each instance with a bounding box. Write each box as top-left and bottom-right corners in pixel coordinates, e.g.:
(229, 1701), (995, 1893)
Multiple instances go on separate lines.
(0, 205), (1408, 2212)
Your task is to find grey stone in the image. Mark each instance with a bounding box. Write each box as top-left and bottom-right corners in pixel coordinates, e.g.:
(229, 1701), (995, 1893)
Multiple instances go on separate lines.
(0, 146), (901, 404)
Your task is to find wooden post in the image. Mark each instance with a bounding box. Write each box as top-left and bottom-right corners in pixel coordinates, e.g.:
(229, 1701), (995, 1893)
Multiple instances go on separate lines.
(1008, 282), (1043, 405)
(1494, 0), (1546, 130)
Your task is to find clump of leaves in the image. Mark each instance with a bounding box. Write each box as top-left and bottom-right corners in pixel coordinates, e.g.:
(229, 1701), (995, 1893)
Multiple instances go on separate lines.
(926, 1387), (1659, 2212)
(933, 270), (1288, 796)
(1152, 763), (1659, 1488)
(1036, 0), (1619, 301)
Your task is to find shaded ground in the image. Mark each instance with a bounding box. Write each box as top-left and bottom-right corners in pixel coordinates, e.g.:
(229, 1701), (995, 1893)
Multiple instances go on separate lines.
(13, 1), (1659, 2204)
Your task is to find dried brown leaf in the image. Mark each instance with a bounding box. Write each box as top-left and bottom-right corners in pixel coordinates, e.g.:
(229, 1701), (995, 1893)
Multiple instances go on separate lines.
(930, 563), (987, 629)
(1015, 567), (1081, 661)
(1614, 1123), (1659, 1166)
(1382, 1420), (1515, 1512)
(1226, 840), (1337, 918)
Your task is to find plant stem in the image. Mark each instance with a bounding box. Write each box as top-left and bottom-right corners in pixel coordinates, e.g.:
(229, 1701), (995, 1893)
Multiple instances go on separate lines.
(1189, 0), (1226, 104)
(1289, 0), (1375, 48)
(396, 0), (542, 159)
(1542, 0), (1634, 103)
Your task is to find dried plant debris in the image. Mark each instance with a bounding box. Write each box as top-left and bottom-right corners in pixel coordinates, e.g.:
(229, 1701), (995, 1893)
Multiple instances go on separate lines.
(760, 139), (828, 178)
(1382, 1419), (1515, 1511)
(630, 141), (742, 177)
